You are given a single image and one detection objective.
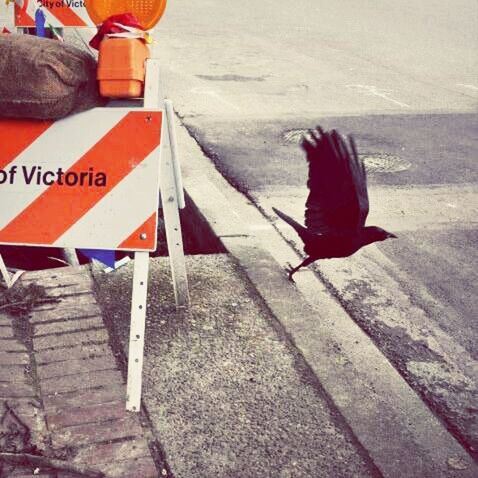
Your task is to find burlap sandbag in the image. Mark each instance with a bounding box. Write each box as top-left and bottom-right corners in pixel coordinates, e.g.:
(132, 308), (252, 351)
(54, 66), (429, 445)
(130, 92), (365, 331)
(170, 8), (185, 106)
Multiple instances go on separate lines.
(0, 34), (104, 119)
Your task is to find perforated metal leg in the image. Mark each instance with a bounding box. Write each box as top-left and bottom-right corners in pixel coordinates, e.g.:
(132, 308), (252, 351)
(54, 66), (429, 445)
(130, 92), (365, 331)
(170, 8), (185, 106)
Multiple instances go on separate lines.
(126, 251), (150, 412)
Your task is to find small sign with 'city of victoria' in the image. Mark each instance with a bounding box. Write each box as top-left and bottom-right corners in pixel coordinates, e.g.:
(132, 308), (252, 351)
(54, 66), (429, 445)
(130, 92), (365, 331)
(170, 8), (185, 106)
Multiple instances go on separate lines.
(15, 0), (94, 27)
(0, 108), (163, 251)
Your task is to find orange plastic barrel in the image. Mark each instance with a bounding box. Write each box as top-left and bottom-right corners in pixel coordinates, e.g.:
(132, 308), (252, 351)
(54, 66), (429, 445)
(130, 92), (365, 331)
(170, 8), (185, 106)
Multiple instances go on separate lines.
(85, 0), (167, 29)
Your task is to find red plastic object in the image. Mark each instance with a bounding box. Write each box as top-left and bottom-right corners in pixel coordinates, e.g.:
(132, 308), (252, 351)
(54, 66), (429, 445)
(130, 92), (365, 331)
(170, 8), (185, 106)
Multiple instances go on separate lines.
(89, 13), (143, 50)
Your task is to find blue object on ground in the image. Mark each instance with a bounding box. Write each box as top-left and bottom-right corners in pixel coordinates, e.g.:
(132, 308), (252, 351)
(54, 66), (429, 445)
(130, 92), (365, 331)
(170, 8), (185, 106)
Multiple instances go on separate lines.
(79, 249), (116, 269)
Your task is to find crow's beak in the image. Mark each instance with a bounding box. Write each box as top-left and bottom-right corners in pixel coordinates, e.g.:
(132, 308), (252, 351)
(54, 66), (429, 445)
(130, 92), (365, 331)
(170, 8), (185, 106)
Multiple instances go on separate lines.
(387, 232), (397, 239)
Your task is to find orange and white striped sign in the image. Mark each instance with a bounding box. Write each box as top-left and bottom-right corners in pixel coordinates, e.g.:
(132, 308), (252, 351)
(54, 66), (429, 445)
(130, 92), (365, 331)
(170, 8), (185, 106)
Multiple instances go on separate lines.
(14, 0), (94, 27)
(0, 108), (162, 251)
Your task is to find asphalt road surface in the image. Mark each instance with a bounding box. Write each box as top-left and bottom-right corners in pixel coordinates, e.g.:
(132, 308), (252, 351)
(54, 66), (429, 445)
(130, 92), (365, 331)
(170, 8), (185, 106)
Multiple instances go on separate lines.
(154, 0), (478, 458)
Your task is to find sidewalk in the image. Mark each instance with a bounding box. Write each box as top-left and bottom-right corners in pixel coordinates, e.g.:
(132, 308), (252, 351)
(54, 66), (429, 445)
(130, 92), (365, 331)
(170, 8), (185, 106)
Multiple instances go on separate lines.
(2, 250), (476, 477)
(1, 257), (378, 478)
(93, 254), (379, 478)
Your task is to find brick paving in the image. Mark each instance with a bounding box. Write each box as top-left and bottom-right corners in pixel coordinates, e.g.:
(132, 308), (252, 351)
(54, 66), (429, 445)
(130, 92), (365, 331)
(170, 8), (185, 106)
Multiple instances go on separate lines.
(0, 307), (50, 472)
(1, 265), (158, 478)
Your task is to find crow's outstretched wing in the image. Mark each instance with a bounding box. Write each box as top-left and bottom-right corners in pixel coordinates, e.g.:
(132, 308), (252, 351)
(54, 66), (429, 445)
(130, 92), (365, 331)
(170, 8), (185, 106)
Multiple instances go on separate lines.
(302, 127), (369, 234)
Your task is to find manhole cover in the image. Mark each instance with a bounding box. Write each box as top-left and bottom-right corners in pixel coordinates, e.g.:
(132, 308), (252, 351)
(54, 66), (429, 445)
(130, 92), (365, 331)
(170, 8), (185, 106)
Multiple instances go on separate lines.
(282, 129), (411, 173)
(360, 154), (411, 173)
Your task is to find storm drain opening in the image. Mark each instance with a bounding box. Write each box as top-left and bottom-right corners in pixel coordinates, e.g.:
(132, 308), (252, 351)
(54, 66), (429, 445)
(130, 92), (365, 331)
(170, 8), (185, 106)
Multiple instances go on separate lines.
(359, 153), (411, 173)
(282, 128), (411, 174)
(0, 191), (226, 271)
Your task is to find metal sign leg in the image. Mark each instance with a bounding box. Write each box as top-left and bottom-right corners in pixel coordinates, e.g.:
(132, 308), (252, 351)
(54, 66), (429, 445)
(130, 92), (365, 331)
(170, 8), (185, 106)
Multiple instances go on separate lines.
(126, 251), (150, 412)
(160, 110), (190, 308)
(164, 99), (186, 210)
(144, 59), (189, 308)
(125, 60), (190, 411)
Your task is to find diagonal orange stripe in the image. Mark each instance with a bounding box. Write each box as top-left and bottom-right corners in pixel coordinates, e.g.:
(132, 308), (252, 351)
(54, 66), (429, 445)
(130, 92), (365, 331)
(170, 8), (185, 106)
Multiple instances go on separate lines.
(14, 5), (35, 26)
(44, 4), (87, 26)
(118, 213), (157, 251)
(0, 120), (53, 170)
(0, 112), (162, 245)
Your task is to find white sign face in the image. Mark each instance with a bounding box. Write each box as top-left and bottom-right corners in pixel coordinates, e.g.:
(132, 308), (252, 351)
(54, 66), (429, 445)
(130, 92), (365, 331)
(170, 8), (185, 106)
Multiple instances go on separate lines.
(14, 0), (94, 27)
(0, 108), (162, 251)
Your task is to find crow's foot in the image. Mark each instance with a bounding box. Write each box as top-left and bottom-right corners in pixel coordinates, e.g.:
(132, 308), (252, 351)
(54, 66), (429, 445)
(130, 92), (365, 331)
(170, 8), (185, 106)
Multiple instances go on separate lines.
(285, 263), (296, 283)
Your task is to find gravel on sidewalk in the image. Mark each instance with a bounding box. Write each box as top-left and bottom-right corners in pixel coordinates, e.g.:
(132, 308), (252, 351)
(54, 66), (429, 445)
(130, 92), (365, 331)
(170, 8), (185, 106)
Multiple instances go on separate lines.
(93, 253), (380, 478)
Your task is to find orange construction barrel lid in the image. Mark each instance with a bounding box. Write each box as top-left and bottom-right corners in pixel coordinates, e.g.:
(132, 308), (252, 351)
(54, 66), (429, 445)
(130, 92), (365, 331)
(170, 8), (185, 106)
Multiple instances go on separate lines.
(85, 0), (167, 29)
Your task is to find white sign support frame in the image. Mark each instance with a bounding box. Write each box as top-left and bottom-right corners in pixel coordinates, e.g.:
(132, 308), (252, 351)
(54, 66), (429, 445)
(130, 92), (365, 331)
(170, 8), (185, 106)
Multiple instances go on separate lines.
(125, 59), (190, 411)
(0, 55), (189, 411)
(126, 249), (150, 412)
(145, 60), (189, 307)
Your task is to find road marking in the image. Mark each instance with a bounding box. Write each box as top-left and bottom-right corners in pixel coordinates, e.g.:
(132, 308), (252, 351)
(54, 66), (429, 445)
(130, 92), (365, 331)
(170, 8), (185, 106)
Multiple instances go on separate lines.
(456, 83), (478, 91)
(346, 84), (411, 108)
(250, 224), (274, 231)
(190, 87), (241, 111)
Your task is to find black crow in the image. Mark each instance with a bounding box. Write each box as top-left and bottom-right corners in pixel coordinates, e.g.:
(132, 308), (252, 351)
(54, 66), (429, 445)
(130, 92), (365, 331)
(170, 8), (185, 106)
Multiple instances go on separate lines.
(273, 127), (396, 282)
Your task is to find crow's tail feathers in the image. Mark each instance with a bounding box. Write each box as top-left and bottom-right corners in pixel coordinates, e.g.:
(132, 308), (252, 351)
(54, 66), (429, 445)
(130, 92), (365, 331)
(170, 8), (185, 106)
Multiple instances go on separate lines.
(272, 207), (307, 235)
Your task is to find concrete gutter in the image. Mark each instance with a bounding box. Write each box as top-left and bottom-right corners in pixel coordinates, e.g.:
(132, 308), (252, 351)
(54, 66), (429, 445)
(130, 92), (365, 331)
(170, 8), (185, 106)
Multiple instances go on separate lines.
(173, 115), (478, 477)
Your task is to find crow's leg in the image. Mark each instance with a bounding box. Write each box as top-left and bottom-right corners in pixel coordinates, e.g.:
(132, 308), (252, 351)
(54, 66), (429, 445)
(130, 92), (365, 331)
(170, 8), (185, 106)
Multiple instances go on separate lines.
(285, 257), (315, 282)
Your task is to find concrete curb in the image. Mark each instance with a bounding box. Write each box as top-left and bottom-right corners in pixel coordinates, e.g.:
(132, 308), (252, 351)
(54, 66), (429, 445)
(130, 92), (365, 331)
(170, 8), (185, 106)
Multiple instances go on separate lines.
(174, 115), (478, 477)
